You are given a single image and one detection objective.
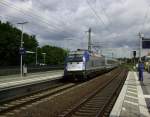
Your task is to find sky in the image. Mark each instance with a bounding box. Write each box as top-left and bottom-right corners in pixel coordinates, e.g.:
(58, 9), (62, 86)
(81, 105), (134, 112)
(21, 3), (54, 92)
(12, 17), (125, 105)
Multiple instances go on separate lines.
(0, 0), (150, 58)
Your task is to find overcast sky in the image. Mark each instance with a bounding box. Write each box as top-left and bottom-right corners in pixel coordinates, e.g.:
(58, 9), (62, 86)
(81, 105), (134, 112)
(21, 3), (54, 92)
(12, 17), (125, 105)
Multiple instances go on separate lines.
(0, 0), (150, 58)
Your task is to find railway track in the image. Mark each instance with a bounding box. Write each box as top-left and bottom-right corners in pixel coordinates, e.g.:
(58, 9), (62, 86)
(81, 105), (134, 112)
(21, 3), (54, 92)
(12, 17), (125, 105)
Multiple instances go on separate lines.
(0, 82), (77, 116)
(0, 68), (127, 117)
(59, 69), (128, 117)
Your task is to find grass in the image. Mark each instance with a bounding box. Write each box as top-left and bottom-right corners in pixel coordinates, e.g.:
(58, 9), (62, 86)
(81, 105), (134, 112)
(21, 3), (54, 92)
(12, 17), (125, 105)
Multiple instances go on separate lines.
(121, 63), (137, 71)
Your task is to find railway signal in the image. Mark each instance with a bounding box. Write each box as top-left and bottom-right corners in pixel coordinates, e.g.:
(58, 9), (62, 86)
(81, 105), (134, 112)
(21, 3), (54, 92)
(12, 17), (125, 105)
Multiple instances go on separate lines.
(133, 51), (136, 65)
(133, 51), (136, 58)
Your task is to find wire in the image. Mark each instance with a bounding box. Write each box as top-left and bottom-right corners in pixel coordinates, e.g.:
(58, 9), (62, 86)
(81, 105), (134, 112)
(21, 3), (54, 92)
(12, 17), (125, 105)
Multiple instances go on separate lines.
(37, 0), (67, 26)
(0, 0), (64, 32)
(141, 6), (150, 33)
(98, 0), (112, 26)
(0, 7), (72, 42)
(86, 0), (110, 32)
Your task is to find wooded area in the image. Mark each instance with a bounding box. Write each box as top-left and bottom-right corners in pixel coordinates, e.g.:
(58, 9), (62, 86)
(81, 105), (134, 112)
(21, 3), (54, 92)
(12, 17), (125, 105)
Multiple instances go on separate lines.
(0, 21), (67, 66)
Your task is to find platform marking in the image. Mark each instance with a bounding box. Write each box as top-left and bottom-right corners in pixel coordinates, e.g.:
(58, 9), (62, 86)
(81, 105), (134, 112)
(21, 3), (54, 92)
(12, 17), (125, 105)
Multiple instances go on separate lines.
(144, 95), (150, 98)
(127, 87), (137, 91)
(109, 72), (130, 117)
(134, 72), (150, 117)
(124, 100), (138, 106)
(128, 85), (136, 88)
(126, 95), (138, 100)
(127, 90), (137, 95)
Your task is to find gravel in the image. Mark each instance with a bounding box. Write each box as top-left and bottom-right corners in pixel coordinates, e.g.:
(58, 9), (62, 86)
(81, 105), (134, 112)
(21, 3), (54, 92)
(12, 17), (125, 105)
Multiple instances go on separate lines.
(11, 69), (119, 117)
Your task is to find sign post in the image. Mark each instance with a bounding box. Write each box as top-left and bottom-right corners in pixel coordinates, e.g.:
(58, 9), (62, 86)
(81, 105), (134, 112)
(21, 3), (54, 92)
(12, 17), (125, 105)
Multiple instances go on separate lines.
(17, 22), (28, 78)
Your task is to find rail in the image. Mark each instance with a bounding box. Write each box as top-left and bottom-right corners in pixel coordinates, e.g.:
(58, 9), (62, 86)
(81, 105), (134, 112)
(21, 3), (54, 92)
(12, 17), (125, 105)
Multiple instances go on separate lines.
(59, 69), (128, 117)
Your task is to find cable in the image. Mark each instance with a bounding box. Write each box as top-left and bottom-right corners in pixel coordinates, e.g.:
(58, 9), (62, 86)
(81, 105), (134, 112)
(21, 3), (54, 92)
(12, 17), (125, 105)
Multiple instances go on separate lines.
(37, 0), (67, 26)
(2, 0), (64, 29)
(2, 0), (76, 39)
(98, 0), (112, 26)
(86, 0), (110, 32)
(141, 6), (150, 33)
(0, 0), (63, 32)
(0, 8), (71, 42)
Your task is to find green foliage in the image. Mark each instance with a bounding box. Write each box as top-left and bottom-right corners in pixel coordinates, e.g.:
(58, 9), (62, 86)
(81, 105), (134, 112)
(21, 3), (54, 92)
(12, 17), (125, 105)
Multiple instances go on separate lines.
(121, 63), (135, 71)
(41, 45), (67, 65)
(0, 21), (67, 66)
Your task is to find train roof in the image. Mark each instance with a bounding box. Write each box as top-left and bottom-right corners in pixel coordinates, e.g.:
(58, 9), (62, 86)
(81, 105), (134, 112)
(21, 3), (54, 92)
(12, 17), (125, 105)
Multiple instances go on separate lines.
(69, 49), (89, 55)
(69, 49), (104, 58)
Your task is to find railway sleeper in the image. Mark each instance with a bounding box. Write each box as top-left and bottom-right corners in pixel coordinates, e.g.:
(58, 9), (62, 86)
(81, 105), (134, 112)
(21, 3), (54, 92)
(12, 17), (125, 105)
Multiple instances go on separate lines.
(77, 109), (98, 113)
(85, 102), (105, 106)
(88, 100), (107, 103)
(80, 107), (100, 111)
(74, 111), (98, 117)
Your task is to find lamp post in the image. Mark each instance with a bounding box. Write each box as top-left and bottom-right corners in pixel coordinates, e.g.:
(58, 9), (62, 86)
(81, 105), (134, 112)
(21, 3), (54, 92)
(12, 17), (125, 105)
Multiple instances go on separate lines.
(36, 47), (38, 65)
(139, 32), (144, 62)
(17, 22), (28, 78)
(42, 53), (46, 65)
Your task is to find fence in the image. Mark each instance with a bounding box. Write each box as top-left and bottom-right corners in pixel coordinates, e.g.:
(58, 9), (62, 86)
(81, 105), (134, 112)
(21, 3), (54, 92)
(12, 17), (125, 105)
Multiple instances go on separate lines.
(0, 65), (64, 76)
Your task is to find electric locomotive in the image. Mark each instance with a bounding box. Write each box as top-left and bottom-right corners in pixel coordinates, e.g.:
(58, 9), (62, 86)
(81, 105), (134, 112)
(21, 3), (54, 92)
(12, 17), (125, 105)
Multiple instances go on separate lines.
(64, 49), (118, 80)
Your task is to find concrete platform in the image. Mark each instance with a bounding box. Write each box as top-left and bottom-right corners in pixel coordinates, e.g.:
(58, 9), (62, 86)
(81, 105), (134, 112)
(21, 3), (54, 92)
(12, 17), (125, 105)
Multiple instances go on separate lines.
(0, 70), (63, 90)
(110, 71), (150, 117)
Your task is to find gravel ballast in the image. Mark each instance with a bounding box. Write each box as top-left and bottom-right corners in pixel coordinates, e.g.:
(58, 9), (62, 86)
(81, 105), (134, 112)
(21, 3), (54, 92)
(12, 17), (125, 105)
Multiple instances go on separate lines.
(11, 69), (120, 117)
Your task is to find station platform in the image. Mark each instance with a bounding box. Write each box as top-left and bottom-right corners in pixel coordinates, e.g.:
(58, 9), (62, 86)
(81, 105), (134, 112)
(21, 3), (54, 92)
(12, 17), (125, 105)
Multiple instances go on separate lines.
(0, 70), (63, 90)
(110, 71), (150, 117)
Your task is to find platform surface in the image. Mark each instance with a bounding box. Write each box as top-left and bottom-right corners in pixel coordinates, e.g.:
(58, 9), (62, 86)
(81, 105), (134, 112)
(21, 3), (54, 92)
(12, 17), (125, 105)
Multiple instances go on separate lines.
(0, 70), (63, 90)
(110, 71), (150, 117)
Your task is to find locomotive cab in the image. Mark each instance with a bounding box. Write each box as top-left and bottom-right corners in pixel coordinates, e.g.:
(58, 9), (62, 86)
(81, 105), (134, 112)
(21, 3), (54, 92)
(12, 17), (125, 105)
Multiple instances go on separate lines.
(64, 50), (89, 79)
(66, 54), (85, 71)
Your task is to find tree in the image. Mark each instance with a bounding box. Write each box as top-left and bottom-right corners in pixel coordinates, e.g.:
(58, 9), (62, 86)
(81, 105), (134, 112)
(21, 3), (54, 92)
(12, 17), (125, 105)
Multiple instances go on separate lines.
(0, 21), (68, 66)
(41, 45), (67, 65)
(0, 21), (38, 66)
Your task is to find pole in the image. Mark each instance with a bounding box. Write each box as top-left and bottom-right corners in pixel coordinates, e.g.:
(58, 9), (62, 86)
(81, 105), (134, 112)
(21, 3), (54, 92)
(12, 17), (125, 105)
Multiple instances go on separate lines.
(36, 47), (38, 65)
(17, 22), (28, 78)
(88, 28), (91, 52)
(20, 24), (23, 78)
(139, 32), (143, 62)
(42, 53), (46, 65)
(112, 52), (114, 58)
(44, 54), (45, 64)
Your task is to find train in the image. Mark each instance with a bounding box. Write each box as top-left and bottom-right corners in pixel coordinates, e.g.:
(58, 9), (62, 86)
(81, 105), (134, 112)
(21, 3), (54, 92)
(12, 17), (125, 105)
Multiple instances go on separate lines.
(64, 49), (119, 80)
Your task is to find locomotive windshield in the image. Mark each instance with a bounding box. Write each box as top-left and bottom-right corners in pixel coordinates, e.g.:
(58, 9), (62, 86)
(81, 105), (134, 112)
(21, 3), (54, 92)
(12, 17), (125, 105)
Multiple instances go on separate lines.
(67, 54), (83, 62)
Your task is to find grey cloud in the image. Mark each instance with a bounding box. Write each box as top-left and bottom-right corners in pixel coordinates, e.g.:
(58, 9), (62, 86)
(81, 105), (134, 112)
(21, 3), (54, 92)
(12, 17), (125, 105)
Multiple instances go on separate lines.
(1, 0), (150, 57)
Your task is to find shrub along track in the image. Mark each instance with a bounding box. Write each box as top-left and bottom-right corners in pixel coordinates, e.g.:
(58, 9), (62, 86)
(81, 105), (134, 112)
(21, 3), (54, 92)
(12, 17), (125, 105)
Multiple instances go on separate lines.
(0, 68), (128, 117)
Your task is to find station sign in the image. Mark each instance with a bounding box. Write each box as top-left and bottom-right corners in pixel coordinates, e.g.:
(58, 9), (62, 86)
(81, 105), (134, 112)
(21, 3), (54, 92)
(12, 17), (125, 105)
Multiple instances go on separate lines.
(19, 47), (26, 55)
(142, 38), (150, 49)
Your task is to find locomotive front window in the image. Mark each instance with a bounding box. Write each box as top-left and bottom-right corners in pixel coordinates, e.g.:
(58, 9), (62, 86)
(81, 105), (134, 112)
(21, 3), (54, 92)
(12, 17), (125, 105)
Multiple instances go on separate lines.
(67, 54), (83, 62)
